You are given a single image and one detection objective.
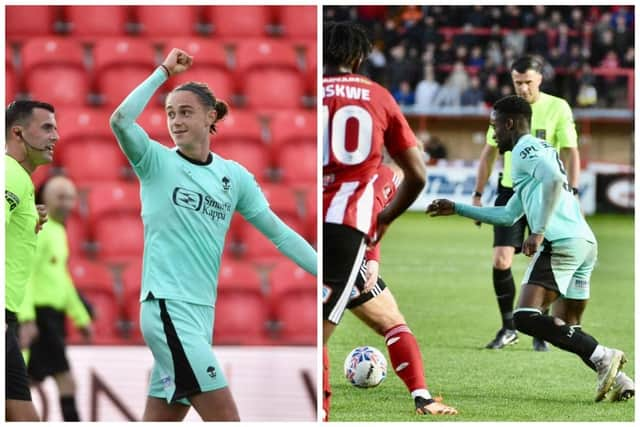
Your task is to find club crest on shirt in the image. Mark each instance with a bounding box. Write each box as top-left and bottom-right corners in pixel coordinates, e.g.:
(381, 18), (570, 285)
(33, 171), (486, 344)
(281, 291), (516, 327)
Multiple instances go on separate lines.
(222, 176), (231, 192)
(5, 190), (19, 211)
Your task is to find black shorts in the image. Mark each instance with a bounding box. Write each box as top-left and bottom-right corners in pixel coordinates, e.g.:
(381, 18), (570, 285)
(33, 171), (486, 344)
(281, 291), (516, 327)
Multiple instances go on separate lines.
(27, 307), (70, 382)
(493, 185), (529, 253)
(323, 223), (366, 324)
(6, 310), (32, 401)
(346, 257), (388, 310)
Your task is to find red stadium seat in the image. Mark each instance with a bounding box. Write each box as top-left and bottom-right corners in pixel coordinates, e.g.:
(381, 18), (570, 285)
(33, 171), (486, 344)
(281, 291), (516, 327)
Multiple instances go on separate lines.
(205, 6), (271, 39)
(302, 41), (317, 96)
(64, 5), (130, 38)
(21, 38), (89, 106)
(275, 141), (316, 184)
(243, 69), (305, 110)
(212, 140), (271, 182)
(55, 107), (113, 143)
(93, 38), (156, 107)
(236, 219), (283, 263)
(170, 66), (235, 106)
(86, 181), (141, 230)
(269, 110), (316, 151)
(7, 6), (58, 40)
(65, 290), (122, 345)
(233, 39), (299, 74)
(136, 107), (173, 146)
(214, 110), (263, 145)
(121, 260), (143, 341)
(69, 256), (114, 293)
(135, 6), (200, 38)
(269, 261), (316, 344)
(66, 212), (88, 258)
(214, 260), (269, 344)
(260, 183), (300, 218)
(277, 6), (316, 39)
(6, 65), (18, 104)
(163, 38), (228, 69)
(56, 141), (129, 185)
(93, 214), (144, 264)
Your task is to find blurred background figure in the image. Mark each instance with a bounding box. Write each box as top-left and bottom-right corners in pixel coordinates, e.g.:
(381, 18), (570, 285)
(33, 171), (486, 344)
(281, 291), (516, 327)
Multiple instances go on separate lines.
(18, 176), (93, 422)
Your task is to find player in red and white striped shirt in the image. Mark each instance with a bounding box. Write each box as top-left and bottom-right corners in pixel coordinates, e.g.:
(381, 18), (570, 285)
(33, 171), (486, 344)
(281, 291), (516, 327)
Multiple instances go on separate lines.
(345, 164), (457, 416)
(322, 21), (425, 421)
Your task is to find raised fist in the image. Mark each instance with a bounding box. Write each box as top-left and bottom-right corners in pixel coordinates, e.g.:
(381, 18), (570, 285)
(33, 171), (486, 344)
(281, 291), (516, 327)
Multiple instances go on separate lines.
(162, 48), (193, 77)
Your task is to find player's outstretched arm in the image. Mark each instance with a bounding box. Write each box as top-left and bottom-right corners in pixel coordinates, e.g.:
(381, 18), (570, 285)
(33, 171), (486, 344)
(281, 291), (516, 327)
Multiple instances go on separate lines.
(110, 48), (193, 164)
(373, 146), (426, 244)
(249, 209), (317, 276)
(429, 195), (524, 227)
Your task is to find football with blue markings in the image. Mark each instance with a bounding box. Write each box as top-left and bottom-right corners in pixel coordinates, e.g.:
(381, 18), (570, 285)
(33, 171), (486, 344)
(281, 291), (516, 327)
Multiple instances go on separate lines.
(343, 346), (387, 388)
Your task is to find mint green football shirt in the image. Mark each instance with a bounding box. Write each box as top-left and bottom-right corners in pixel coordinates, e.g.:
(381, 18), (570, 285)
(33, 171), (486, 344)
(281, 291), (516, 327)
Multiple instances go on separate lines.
(131, 142), (268, 307)
(487, 92), (578, 188)
(510, 134), (594, 242)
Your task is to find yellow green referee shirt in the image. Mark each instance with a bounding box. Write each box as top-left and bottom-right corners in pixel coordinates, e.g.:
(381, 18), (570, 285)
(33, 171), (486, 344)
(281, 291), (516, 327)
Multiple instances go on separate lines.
(18, 219), (91, 327)
(5, 155), (38, 313)
(486, 92), (578, 188)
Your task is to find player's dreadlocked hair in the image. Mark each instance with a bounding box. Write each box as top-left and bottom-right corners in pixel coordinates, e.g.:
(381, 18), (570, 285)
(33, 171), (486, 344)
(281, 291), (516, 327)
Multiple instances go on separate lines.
(324, 21), (372, 70)
(494, 95), (532, 124)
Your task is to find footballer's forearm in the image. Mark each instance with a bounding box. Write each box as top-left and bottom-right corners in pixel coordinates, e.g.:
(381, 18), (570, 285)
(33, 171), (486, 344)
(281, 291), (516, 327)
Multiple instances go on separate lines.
(249, 209), (317, 276)
(383, 146), (426, 224)
(455, 203), (520, 227)
(110, 67), (167, 163)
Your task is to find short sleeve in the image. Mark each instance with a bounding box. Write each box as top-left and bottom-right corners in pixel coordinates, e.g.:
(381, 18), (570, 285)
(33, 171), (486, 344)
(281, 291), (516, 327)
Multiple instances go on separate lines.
(5, 161), (25, 226)
(235, 163), (269, 220)
(554, 101), (578, 149)
(383, 92), (417, 156)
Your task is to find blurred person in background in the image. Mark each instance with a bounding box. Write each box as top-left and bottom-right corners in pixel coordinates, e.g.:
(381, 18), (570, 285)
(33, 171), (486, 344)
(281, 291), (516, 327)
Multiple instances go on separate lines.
(393, 80), (416, 106)
(110, 48), (316, 421)
(6, 99), (56, 421)
(433, 61), (468, 107)
(472, 55), (580, 352)
(414, 64), (440, 110)
(18, 176), (93, 421)
(461, 75), (485, 108)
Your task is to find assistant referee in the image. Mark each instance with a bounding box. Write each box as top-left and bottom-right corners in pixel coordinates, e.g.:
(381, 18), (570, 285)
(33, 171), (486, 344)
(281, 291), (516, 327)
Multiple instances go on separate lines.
(6, 100), (58, 421)
(18, 176), (93, 421)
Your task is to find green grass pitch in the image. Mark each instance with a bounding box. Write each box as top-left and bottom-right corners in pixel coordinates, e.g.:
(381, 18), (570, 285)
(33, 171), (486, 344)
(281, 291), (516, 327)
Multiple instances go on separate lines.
(328, 212), (634, 421)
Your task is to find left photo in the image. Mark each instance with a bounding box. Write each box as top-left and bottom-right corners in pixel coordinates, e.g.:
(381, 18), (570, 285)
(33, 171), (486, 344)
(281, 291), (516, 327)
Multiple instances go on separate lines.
(5, 5), (317, 422)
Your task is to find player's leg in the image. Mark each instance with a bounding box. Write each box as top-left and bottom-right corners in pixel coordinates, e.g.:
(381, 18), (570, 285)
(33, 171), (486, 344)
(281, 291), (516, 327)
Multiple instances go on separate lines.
(348, 270), (456, 415)
(53, 371), (80, 421)
(514, 239), (626, 400)
(190, 387), (239, 421)
(32, 307), (81, 421)
(322, 223), (366, 421)
(6, 322), (40, 421)
(143, 396), (190, 421)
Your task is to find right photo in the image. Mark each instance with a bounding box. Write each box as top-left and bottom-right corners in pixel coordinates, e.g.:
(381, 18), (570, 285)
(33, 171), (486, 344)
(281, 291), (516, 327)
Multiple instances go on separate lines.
(322, 5), (634, 422)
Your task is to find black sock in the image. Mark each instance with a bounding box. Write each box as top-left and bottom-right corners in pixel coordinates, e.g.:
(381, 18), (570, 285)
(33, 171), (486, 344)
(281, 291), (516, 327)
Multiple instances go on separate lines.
(514, 311), (598, 369)
(572, 325), (597, 371)
(60, 395), (80, 421)
(493, 268), (515, 330)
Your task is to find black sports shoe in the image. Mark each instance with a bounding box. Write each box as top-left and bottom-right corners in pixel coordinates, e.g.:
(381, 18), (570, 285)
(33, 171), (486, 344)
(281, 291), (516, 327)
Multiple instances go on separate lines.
(485, 328), (518, 349)
(532, 337), (549, 352)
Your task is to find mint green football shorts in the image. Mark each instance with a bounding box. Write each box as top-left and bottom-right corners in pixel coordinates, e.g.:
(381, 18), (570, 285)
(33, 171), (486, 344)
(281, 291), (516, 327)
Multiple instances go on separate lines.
(521, 238), (597, 300)
(140, 297), (227, 405)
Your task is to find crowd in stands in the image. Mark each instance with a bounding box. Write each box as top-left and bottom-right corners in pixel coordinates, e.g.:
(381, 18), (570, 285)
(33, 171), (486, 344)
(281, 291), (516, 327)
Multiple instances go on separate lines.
(324, 6), (634, 109)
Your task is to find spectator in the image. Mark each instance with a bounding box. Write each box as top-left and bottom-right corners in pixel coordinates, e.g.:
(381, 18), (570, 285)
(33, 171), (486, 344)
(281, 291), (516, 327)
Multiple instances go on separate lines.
(393, 80), (415, 106)
(454, 23), (478, 48)
(524, 5), (547, 27)
(433, 61), (468, 107)
(483, 74), (501, 106)
(414, 65), (440, 109)
(528, 20), (549, 56)
(622, 46), (634, 68)
(386, 44), (411, 91)
(436, 39), (455, 64)
(421, 15), (443, 46)
(365, 43), (387, 84)
(485, 40), (503, 68)
(569, 7), (584, 31)
(613, 14), (632, 57)
(468, 45), (485, 68)
(460, 75), (485, 107)
(503, 29), (526, 57)
(501, 5), (523, 29)
(424, 135), (448, 165)
(467, 6), (489, 28)
(576, 63), (597, 107)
